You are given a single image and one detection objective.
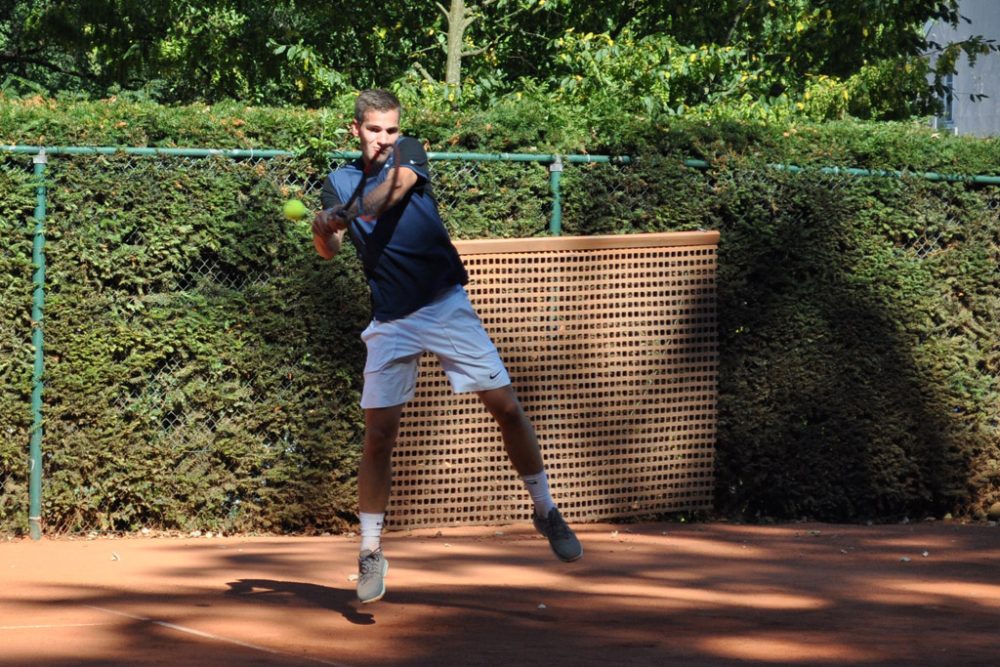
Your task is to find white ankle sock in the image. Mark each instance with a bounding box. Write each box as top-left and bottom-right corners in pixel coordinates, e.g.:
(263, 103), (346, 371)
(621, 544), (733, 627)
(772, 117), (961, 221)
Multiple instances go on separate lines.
(359, 512), (384, 553)
(521, 471), (556, 517)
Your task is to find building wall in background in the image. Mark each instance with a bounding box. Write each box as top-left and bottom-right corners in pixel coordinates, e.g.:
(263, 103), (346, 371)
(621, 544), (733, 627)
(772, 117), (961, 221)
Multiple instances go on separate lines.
(926, 0), (1000, 137)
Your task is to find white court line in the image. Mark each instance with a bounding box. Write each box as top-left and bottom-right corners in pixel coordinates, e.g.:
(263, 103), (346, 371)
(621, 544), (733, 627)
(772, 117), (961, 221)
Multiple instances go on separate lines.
(85, 605), (354, 667)
(1, 622), (115, 630)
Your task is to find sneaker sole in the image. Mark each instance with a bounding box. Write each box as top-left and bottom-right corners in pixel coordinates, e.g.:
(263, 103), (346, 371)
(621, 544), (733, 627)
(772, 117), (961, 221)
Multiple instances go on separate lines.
(553, 546), (583, 563)
(358, 559), (388, 604)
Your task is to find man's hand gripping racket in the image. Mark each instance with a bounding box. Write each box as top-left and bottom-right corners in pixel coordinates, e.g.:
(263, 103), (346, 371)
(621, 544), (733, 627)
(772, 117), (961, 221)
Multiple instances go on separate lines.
(312, 142), (398, 238)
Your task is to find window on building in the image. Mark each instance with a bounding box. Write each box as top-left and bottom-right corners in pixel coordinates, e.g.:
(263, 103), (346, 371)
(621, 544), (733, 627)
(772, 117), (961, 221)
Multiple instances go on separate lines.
(938, 73), (956, 131)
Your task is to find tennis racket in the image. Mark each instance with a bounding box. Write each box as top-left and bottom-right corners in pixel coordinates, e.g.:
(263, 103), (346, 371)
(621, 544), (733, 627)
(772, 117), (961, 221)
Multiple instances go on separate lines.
(336, 141), (399, 221)
(339, 157), (375, 217)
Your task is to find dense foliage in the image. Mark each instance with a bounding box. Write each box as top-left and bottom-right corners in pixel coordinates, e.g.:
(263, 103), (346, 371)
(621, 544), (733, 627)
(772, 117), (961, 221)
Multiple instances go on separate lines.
(1, 1), (996, 122)
(0, 159), (35, 527)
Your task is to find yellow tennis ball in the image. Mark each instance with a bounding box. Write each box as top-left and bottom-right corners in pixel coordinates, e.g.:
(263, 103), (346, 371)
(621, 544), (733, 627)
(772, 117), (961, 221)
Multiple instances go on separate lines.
(283, 199), (309, 221)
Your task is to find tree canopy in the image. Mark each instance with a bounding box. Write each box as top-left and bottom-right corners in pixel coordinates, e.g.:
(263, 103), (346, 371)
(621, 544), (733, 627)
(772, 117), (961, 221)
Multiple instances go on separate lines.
(0, 1), (995, 122)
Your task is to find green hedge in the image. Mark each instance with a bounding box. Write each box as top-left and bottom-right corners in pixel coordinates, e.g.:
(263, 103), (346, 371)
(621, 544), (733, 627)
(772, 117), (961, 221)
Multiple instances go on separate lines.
(1, 97), (998, 533)
(36, 154), (371, 533)
(712, 171), (998, 519)
(0, 157), (36, 533)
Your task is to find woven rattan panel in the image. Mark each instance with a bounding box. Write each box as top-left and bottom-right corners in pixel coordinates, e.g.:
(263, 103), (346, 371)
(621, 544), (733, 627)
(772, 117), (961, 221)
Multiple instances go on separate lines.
(389, 231), (719, 529)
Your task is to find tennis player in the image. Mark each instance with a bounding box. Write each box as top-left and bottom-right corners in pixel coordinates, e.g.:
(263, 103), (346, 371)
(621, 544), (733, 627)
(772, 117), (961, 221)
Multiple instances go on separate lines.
(312, 89), (582, 604)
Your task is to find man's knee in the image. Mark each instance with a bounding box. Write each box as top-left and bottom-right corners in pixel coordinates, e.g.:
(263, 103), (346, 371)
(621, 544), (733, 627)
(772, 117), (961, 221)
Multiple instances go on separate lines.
(365, 425), (397, 452)
(364, 406), (403, 455)
(484, 391), (527, 429)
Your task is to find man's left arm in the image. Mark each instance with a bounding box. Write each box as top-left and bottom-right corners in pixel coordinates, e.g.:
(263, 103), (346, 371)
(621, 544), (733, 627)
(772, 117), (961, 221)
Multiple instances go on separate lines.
(350, 138), (427, 220)
(355, 165), (418, 219)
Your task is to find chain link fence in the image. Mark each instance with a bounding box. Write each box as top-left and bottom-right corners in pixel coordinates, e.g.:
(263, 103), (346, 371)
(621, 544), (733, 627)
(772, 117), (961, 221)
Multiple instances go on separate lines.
(1, 149), (644, 536)
(1, 146), (997, 535)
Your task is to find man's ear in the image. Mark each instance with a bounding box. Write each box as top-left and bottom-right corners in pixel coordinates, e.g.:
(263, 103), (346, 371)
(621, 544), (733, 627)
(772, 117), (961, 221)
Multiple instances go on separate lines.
(350, 119), (360, 137)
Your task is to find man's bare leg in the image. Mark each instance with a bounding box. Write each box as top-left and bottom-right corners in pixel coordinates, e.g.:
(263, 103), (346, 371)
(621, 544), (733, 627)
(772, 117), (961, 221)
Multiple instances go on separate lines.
(355, 403), (404, 604)
(477, 385), (543, 476)
(478, 385), (583, 562)
(358, 403), (405, 515)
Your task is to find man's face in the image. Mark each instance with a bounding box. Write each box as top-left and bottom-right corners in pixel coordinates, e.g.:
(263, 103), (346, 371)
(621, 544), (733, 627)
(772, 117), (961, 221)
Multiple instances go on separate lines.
(352, 108), (400, 166)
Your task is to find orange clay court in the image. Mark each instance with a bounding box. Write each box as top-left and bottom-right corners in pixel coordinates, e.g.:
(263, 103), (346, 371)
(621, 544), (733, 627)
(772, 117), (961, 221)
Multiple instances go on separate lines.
(2, 520), (999, 666)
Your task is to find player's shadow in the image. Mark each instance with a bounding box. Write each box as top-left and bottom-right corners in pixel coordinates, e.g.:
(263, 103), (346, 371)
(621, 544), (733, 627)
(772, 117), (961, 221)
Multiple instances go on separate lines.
(225, 579), (375, 625)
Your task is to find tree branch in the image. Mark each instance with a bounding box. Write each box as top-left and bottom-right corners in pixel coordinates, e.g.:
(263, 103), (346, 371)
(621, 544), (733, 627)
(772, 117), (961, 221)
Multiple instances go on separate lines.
(726, 0), (753, 46)
(410, 43), (443, 57)
(0, 51), (97, 81)
(413, 60), (438, 84)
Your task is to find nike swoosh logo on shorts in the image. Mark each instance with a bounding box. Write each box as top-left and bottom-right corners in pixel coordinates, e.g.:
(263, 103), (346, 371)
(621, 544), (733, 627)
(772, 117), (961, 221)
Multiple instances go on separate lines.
(489, 370), (502, 380)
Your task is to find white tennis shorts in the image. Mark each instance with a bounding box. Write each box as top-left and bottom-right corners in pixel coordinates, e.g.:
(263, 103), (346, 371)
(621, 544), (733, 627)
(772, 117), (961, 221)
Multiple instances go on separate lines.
(360, 285), (511, 409)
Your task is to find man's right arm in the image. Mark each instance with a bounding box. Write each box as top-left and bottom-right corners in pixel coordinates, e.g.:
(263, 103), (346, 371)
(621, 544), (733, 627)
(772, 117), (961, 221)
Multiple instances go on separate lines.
(314, 175), (349, 260)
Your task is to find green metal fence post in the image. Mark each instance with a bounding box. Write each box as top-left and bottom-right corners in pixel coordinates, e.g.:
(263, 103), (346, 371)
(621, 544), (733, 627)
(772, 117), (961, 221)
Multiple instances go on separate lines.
(29, 149), (47, 541)
(549, 156), (563, 235)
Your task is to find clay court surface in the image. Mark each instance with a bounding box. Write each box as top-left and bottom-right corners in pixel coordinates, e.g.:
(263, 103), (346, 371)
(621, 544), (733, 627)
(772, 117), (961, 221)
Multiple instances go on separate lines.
(2, 521), (999, 666)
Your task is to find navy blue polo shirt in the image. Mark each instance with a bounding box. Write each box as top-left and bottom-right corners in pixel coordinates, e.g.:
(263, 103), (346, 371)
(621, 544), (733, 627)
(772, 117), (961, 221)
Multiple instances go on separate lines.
(320, 137), (468, 321)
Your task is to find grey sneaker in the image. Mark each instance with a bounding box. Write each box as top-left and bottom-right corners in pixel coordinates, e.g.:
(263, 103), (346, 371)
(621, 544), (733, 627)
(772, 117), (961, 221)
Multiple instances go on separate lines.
(357, 548), (388, 603)
(533, 507), (583, 562)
